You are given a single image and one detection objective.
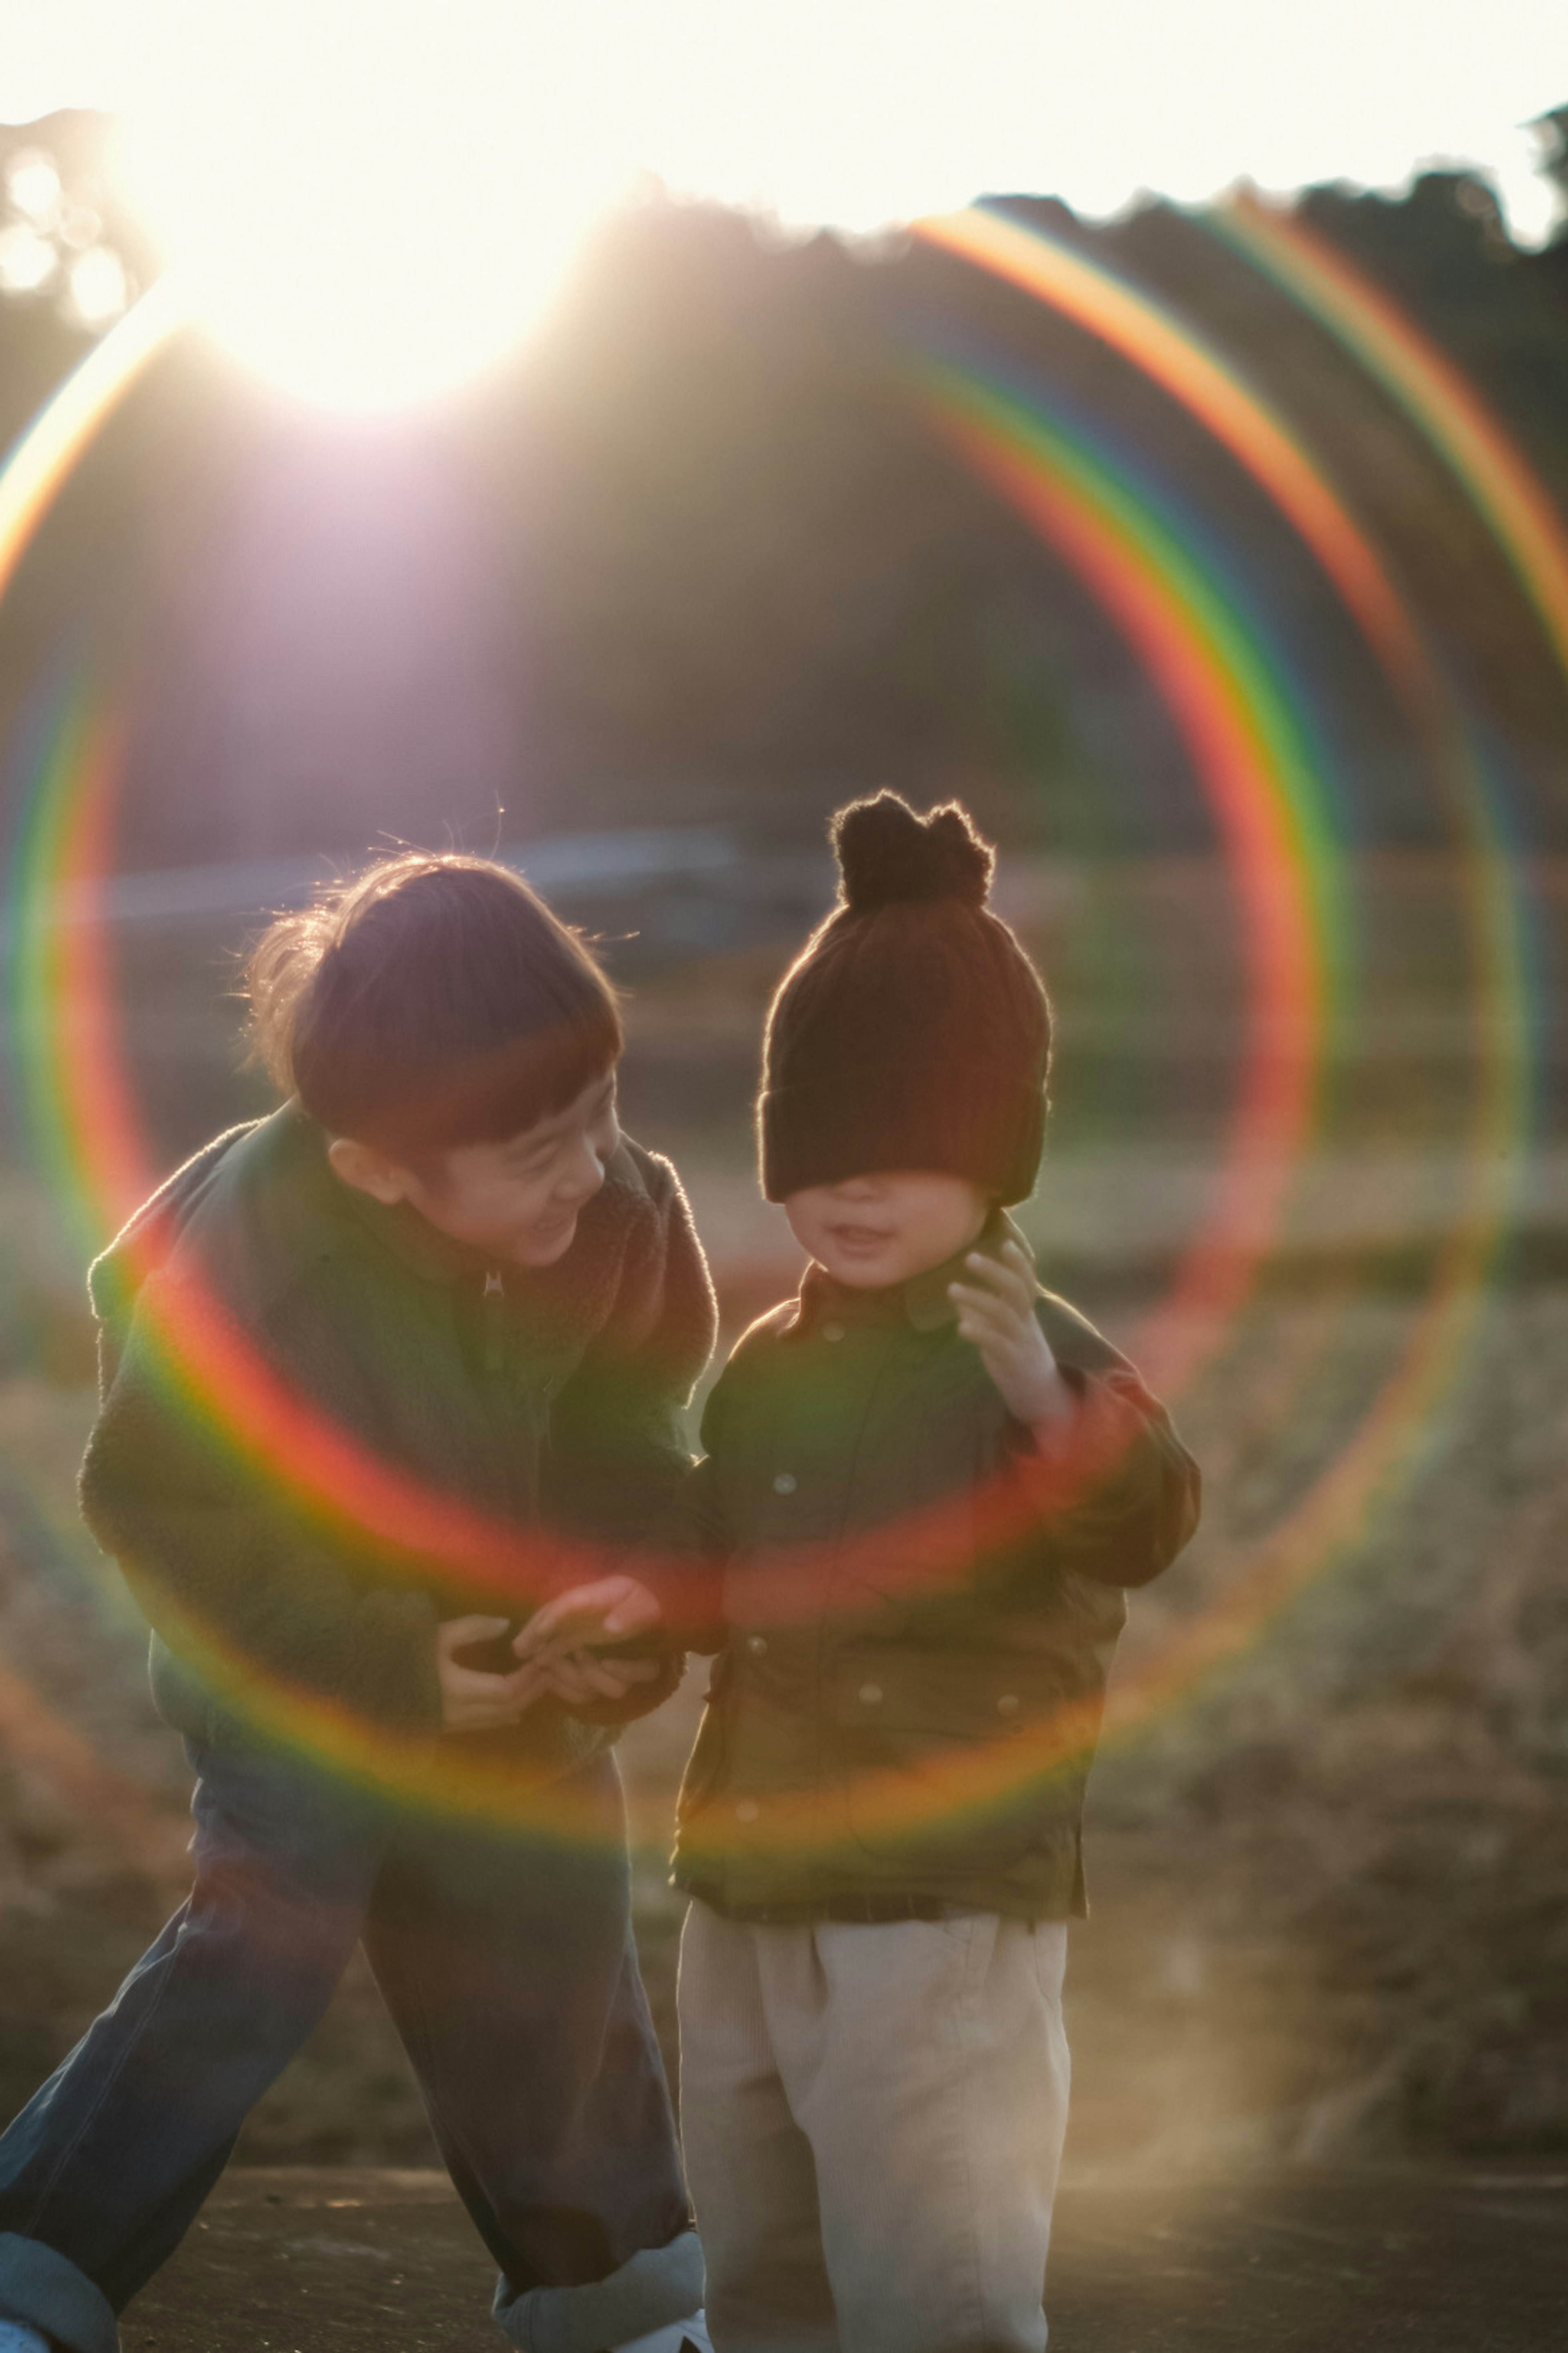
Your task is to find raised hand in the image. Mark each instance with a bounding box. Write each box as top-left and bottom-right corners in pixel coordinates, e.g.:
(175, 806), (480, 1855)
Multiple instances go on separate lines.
(949, 1238), (1074, 1428)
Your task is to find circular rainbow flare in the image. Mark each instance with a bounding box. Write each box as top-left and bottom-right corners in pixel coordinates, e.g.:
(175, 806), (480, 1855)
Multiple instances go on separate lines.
(8, 687), (678, 1834)
(0, 280), (186, 613)
(0, 206), (1552, 1858)
(914, 364), (1336, 1400)
(909, 201), (1541, 1804)
(1217, 189), (1568, 688)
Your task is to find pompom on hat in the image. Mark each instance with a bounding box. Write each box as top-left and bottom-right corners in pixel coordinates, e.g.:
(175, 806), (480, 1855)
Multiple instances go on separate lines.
(757, 793), (1052, 1204)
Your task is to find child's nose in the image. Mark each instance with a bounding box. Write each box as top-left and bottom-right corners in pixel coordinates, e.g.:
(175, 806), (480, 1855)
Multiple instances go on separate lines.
(558, 1136), (608, 1201)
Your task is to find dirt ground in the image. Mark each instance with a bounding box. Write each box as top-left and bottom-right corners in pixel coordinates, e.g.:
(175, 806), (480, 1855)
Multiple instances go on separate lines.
(116, 2164), (1568, 2352)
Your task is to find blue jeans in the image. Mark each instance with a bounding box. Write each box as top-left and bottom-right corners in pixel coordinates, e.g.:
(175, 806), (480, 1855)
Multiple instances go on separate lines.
(0, 1735), (699, 2353)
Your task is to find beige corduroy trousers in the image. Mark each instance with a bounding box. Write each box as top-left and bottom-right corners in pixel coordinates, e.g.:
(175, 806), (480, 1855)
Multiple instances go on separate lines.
(677, 1901), (1071, 2353)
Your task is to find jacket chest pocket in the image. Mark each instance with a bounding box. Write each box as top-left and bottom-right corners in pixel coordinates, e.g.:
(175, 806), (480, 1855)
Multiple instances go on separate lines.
(831, 1647), (1082, 1870)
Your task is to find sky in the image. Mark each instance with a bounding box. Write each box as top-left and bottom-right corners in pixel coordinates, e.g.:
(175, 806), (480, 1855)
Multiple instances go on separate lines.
(2, 1), (1563, 406)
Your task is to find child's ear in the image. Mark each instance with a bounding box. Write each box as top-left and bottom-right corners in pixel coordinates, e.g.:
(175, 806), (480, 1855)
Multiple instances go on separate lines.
(326, 1136), (413, 1205)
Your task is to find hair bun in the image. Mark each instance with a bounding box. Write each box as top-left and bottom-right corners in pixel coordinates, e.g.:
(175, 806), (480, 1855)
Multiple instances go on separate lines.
(831, 793), (995, 912)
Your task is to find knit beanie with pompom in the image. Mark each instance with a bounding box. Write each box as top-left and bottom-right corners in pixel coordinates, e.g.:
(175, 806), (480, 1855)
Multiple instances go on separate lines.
(757, 793), (1052, 1204)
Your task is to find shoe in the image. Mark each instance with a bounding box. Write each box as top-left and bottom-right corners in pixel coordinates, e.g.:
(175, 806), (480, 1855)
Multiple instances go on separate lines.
(612, 2315), (714, 2353)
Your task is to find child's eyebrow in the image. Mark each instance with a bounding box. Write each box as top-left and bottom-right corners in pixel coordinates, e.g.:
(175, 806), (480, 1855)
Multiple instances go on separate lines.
(507, 1081), (615, 1157)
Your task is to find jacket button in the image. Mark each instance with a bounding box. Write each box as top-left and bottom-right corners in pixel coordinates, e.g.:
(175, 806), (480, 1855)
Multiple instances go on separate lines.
(773, 1472), (798, 1495)
(735, 1799), (760, 1822)
(746, 1635), (768, 1656)
(997, 1693), (1021, 1716)
(822, 1321), (846, 1342)
(859, 1683), (883, 1706)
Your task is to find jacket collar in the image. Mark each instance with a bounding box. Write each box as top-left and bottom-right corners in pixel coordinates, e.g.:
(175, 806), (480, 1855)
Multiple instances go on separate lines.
(103, 1102), (666, 1368)
(338, 1179), (493, 1285)
(325, 1121), (656, 1295)
(790, 1207), (1029, 1337)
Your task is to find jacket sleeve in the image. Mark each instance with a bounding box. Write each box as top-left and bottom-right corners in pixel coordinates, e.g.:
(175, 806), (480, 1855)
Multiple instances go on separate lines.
(1009, 1297), (1201, 1590)
(537, 1156), (719, 1722)
(667, 1401), (737, 1657)
(664, 1311), (793, 1652)
(552, 1365), (737, 1679)
(546, 1157), (717, 1545)
(80, 1271), (444, 1737)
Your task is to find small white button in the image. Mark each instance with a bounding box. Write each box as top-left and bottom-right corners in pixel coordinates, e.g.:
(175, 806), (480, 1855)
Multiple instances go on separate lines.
(997, 1693), (1021, 1717)
(735, 1799), (760, 1823)
(858, 1682), (884, 1706)
(746, 1635), (768, 1656)
(822, 1321), (846, 1343)
(773, 1472), (798, 1495)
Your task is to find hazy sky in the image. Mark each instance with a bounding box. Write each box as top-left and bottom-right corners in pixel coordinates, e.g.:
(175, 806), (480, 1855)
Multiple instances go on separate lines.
(4, 2), (1564, 238)
(3, 2), (1562, 406)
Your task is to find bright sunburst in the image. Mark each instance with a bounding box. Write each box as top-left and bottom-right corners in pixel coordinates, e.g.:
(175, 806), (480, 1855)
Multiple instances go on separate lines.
(15, 0), (1568, 413)
(118, 7), (639, 410)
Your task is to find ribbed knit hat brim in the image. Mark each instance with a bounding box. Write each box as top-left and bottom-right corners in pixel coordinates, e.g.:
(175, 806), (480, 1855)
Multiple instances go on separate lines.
(759, 1061), (1046, 1205)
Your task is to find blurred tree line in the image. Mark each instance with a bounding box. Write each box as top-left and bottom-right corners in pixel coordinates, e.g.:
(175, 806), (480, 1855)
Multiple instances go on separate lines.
(0, 105), (1564, 877)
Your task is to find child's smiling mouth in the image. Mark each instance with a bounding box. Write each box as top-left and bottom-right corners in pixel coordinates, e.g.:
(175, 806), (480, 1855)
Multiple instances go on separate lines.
(521, 1207), (581, 1257)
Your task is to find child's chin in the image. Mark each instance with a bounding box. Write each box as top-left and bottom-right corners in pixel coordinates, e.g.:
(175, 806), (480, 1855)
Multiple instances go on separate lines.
(822, 1243), (905, 1288)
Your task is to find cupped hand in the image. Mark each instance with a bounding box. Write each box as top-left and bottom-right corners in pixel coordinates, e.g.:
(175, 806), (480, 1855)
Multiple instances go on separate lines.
(535, 1648), (665, 1707)
(436, 1615), (549, 1734)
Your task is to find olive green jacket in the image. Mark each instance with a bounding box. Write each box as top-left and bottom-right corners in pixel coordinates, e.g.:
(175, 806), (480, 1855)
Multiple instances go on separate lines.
(671, 1218), (1200, 1918)
(80, 1105), (716, 1776)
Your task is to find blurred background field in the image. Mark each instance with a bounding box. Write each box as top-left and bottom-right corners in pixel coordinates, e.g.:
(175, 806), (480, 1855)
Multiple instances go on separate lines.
(0, 87), (1566, 2188)
(1, 848), (1565, 2177)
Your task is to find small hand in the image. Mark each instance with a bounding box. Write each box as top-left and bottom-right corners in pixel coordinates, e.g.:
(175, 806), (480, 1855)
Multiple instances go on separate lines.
(535, 1648), (665, 1707)
(511, 1575), (663, 1662)
(949, 1239), (1074, 1427)
(436, 1615), (549, 1733)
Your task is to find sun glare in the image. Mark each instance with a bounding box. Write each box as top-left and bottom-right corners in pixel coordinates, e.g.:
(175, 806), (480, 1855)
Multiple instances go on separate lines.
(59, 0), (1568, 413)
(119, 8), (634, 412)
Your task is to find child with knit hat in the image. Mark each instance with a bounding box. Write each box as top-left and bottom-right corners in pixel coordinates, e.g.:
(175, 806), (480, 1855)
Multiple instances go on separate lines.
(669, 794), (1201, 2353)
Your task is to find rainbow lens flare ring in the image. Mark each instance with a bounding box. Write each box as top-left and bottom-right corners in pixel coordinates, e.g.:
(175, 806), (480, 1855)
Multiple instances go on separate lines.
(903, 201), (1539, 1811)
(0, 202), (1550, 1859)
